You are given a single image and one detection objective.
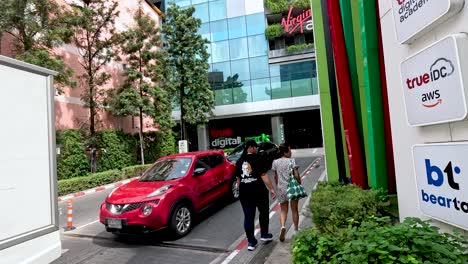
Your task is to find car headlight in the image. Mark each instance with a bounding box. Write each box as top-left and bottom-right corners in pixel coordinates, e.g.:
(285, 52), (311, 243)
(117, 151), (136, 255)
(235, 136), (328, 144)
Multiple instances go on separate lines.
(147, 184), (172, 198)
(141, 205), (153, 216)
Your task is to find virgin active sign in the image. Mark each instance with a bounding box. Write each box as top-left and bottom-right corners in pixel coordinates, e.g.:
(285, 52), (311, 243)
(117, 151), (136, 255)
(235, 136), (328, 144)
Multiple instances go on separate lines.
(400, 34), (468, 126)
(413, 143), (468, 230)
(391, 0), (464, 44)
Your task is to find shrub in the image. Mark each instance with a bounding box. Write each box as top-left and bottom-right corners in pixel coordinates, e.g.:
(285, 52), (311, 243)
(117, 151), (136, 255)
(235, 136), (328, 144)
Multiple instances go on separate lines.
(265, 24), (284, 38)
(121, 164), (152, 178)
(57, 164), (151, 196)
(96, 130), (135, 172)
(310, 182), (389, 234)
(56, 129), (89, 180)
(286, 43), (314, 54)
(144, 131), (177, 163)
(57, 170), (121, 196)
(292, 217), (468, 264)
(265, 0), (289, 13)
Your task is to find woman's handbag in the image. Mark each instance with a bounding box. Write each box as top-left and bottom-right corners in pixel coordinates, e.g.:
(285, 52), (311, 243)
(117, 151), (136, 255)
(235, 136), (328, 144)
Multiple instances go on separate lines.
(287, 159), (307, 200)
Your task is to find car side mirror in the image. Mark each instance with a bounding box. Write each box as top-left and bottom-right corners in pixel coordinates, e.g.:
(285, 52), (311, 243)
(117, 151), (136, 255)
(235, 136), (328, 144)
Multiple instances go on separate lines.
(193, 167), (207, 176)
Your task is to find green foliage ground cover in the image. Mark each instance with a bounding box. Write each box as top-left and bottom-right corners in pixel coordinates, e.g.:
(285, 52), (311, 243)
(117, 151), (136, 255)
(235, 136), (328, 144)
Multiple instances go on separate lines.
(292, 182), (468, 264)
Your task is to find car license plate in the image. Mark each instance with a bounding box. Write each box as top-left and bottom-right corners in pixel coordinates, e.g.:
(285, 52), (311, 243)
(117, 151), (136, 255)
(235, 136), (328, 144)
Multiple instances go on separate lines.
(107, 218), (123, 229)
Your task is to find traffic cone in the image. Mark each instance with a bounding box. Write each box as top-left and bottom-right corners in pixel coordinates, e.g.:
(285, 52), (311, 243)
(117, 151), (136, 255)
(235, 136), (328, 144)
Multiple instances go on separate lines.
(64, 199), (76, 231)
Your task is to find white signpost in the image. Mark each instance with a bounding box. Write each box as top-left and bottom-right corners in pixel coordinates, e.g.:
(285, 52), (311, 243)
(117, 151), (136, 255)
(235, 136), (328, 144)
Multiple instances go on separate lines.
(400, 34), (468, 126)
(391, 0), (464, 44)
(178, 140), (188, 153)
(413, 143), (468, 230)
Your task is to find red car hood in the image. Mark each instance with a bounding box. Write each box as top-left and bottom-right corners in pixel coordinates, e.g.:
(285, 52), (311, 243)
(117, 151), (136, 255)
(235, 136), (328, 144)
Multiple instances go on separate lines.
(106, 180), (172, 204)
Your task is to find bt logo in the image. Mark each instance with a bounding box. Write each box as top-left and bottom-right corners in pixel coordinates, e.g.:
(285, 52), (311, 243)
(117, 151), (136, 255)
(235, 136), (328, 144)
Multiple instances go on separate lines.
(425, 159), (461, 190)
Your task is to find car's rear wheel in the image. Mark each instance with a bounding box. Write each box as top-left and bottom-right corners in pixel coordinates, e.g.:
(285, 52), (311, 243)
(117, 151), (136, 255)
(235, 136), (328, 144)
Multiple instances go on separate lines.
(169, 203), (192, 237)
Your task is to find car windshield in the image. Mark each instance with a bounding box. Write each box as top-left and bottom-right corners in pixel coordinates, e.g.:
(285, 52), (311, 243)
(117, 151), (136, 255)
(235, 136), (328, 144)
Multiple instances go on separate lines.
(139, 158), (192, 182)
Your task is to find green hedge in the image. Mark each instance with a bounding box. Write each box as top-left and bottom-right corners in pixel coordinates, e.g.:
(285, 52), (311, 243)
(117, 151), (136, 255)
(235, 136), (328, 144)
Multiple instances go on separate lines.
(57, 164), (151, 196)
(286, 43), (314, 54)
(292, 217), (468, 264)
(265, 24), (284, 38)
(56, 130), (90, 180)
(265, 0), (311, 14)
(310, 182), (389, 234)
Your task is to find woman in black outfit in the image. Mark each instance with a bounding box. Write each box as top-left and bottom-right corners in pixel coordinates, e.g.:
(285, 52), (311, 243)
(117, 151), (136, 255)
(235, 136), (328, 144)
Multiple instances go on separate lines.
(235, 140), (276, 251)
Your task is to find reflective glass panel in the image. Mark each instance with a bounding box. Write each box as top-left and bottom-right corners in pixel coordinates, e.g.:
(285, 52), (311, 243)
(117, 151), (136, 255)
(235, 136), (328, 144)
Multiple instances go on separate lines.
(270, 64), (280, 77)
(251, 78), (271, 102)
(211, 61), (231, 81)
(248, 34), (267, 57)
(215, 88), (234, 105)
(229, 38), (248, 60)
(271, 77), (291, 99)
(198, 23), (211, 41)
(226, 0), (245, 18)
(291, 78), (313, 97)
(209, 0), (226, 21)
(249, 56), (269, 79)
(192, 0), (207, 4)
(231, 59), (250, 81)
(211, 41), (230, 63)
(233, 80), (252, 103)
(210, 20), (229, 42)
(227, 16), (247, 39)
(246, 13), (265, 36)
(193, 3), (209, 23)
(172, 0), (191, 7)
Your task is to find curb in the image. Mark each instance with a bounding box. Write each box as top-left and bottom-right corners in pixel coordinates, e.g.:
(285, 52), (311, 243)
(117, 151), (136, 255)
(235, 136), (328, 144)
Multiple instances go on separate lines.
(57, 177), (139, 203)
(219, 156), (323, 264)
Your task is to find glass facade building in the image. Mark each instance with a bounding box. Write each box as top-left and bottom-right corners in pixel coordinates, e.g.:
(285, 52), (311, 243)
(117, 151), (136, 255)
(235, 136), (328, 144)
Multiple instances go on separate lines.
(166, 0), (318, 106)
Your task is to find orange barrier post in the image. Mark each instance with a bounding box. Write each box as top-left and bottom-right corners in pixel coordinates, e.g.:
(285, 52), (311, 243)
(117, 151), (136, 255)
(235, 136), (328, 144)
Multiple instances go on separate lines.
(64, 199), (76, 231)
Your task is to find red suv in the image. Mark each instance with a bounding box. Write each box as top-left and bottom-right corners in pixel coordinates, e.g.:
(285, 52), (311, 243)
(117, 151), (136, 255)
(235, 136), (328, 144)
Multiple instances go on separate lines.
(99, 150), (237, 237)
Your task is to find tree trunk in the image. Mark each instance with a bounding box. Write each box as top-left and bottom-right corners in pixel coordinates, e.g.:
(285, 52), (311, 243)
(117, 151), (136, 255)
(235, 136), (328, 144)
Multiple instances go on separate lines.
(89, 77), (96, 173)
(139, 109), (145, 165)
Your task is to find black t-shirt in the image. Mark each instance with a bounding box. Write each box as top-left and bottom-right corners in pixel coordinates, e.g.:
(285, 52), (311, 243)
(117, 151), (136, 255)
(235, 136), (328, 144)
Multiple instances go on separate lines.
(236, 153), (268, 199)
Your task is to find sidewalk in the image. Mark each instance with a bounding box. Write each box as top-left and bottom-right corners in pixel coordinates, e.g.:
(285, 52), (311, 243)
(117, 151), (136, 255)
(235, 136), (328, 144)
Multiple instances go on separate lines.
(264, 193), (314, 264)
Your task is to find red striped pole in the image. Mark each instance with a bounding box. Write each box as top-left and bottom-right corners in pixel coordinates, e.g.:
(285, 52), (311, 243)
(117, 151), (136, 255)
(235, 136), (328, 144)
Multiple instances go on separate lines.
(64, 199), (76, 231)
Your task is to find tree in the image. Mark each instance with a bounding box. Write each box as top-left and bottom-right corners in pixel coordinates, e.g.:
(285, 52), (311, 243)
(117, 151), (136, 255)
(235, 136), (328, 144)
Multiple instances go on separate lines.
(162, 3), (214, 140)
(63, 0), (120, 171)
(109, 4), (174, 164)
(0, 0), (75, 90)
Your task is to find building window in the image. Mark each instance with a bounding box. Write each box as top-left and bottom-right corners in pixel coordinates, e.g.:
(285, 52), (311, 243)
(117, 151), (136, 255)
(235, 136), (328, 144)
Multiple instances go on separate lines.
(233, 80), (252, 103)
(211, 61), (231, 81)
(229, 38), (248, 60)
(209, 0), (226, 21)
(192, 0), (208, 4)
(271, 76), (292, 99)
(211, 40), (230, 63)
(231, 59), (250, 81)
(210, 19), (228, 41)
(249, 56), (269, 79)
(246, 13), (265, 36)
(227, 16), (247, 39)
(251, 78), (271, 102)
(226, 0), (245, 18)
(291, 78), (313, 97)
(275, 39), (285, 50)
(294, 34), (306, 45)
(198, 23), (211, 41)
(248, 34), (267, 57)
(193, 3), (209, 23)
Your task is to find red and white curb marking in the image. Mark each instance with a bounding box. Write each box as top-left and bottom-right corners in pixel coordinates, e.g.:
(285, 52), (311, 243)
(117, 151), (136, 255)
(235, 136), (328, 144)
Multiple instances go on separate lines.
(220, 156), (323, 264)
(58, 177), (139, 203)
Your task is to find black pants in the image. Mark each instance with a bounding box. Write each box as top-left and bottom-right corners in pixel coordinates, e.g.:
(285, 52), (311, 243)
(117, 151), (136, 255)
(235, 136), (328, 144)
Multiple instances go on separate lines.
(240, 194), (270, 244)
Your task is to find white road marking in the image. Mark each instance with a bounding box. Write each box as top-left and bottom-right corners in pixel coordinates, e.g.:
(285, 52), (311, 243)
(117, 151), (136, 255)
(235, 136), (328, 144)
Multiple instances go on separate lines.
(75, 220), (100, 230)
(61, 249), (69, 254)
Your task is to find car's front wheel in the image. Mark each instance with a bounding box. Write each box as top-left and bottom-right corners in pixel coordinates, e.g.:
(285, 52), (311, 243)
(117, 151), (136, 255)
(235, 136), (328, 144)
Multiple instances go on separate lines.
(169, 203), (192, 237)
(230, 177), (239, 200)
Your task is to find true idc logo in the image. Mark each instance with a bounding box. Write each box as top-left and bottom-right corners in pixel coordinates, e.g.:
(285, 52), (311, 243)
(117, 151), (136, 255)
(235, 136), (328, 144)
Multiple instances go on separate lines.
(421, 159), (468, 213)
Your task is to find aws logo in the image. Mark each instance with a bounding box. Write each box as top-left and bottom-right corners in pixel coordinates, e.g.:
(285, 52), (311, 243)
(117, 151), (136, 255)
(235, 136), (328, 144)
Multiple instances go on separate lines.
(406, 58), (455, 108)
